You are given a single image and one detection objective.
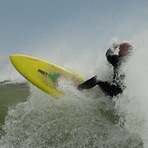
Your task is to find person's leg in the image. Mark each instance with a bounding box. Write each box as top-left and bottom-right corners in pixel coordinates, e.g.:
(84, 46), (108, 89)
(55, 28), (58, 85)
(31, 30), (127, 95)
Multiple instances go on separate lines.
(77, 76), (98, 90)
(97, 81), (123, 97)
(77, 77), (123, 97)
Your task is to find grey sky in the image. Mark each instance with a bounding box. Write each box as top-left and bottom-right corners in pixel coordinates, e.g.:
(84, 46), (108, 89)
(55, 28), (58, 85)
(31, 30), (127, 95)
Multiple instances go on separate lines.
(0, 0), (148, 55)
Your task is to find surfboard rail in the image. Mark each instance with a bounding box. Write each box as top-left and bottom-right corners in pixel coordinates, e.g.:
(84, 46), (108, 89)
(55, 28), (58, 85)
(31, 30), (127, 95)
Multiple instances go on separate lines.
(10, 54), (85, 97)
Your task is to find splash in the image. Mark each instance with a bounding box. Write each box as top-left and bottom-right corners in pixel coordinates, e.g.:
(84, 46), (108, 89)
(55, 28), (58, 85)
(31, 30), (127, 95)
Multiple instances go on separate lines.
(0, 83), (142, 148)
(114, 33), (148, 147)
(0, 37), (146, 147)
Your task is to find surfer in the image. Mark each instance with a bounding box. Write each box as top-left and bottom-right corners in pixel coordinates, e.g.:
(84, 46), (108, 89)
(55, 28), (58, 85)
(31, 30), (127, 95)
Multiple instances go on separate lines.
(78, 42), (133, 97)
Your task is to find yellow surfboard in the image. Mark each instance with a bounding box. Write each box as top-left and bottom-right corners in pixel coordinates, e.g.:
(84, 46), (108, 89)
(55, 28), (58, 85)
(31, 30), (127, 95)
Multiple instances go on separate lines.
(10, 54), (85, 97)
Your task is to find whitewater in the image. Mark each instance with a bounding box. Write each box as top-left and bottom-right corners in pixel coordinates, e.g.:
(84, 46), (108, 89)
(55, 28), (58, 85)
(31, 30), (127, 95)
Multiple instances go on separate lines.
(0, 35), (148, 148)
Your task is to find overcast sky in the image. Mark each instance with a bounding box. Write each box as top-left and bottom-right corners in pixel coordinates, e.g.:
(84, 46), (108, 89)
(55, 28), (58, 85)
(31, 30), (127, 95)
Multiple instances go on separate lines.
(0, 0), (148, 55)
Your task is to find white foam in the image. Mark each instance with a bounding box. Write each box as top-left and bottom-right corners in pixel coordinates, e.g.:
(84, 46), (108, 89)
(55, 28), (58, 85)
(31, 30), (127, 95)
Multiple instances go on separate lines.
(0, 36), (146, 147)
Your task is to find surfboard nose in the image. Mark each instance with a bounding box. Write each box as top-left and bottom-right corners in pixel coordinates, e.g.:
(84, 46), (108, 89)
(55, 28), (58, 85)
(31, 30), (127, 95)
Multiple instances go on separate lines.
(10, 54), (22, 63)
(9, 54), (16, 64)
(10, 54), (17, 61)
(9, 54), (13, 59)
(9, 54), (23, 68)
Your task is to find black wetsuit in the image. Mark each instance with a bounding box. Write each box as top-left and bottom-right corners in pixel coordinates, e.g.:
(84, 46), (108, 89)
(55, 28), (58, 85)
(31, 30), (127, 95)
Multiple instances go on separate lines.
(78, 48), (126, 97)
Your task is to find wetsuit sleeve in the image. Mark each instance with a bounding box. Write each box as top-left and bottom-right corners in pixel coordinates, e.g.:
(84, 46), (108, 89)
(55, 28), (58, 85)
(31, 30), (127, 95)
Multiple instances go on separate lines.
(106, 48), (119, 67)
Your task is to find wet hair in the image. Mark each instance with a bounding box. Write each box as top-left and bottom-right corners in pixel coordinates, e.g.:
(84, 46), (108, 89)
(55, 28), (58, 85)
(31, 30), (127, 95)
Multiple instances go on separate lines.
(120, 42), (133, 50)
(119, 42), (133, 56)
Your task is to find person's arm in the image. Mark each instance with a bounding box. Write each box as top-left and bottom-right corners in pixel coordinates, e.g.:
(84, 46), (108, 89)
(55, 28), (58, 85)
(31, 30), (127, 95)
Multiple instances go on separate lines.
(106, 44), (120, 66)
(106, 48), (114, 58)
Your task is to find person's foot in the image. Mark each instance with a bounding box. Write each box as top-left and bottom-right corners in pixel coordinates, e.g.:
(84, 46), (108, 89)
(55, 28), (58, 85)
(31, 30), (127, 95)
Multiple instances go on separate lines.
(77, 76), (98, 90)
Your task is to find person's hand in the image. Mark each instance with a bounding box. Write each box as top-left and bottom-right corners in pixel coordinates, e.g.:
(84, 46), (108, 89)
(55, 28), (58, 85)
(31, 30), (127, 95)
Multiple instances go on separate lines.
(112, 42), (120, 49)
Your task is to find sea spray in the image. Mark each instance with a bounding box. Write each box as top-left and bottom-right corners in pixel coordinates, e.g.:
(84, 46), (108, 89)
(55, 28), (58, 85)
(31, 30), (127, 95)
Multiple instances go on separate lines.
(114, 37), (148, 147)
(0, 41), (144, 147)
(0, 80), (143, 148)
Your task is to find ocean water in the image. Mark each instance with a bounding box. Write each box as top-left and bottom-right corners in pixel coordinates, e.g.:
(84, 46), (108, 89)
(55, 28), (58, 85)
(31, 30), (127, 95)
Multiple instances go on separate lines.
(0, 37), (147, 148)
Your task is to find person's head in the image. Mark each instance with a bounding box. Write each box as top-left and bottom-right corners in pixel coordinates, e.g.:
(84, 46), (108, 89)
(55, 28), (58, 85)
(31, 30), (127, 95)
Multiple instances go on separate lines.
(118, 42), (133, 57)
